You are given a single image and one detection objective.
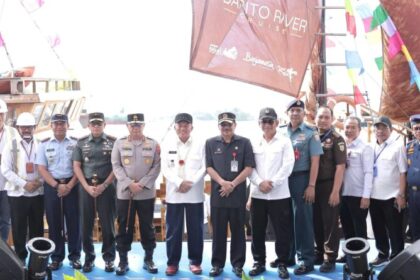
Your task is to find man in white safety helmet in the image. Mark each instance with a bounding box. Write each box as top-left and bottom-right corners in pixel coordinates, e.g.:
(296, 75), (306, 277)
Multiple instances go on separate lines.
(0, 99), (18, 242)
(1, 112), (44, 263)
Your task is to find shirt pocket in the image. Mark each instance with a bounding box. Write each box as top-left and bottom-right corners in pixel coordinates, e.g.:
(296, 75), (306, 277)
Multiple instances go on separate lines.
(348, 151), (362, 167)
(46, 150), (56, 165)
(188, 154), (203, 170)
(121, 149), (133, 166)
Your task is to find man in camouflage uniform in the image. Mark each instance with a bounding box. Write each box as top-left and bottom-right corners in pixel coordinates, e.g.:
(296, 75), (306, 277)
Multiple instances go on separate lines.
(73, 112), (116, 273)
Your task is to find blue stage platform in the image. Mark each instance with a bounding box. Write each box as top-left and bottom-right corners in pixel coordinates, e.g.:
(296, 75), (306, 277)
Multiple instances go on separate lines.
(52, 240), (385, 279)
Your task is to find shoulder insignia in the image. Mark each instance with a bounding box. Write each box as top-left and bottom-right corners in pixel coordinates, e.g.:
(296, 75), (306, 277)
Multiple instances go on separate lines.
(120, 136), (128, 140)
(106, 135), (116, 141)
(41, 137), (51, 143)
(332, 130), (342, 138)
(70, 136), (78, 141)
(278, 124), (287, 128)
(304, 122), (317, 130)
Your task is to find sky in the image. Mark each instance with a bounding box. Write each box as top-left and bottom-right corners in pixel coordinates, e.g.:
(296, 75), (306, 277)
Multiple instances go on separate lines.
(0, 0), (382, 121)
(0, 0), (297, 121)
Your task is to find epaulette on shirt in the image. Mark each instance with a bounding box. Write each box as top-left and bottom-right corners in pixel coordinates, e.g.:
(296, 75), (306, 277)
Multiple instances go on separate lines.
(278, 124), (287, 129)
(120, 136), (128, 140)
(70, 136), (78, 141)
(304, 122), (317, 130)
(41, 137), (51, 143)
(332, 130), (342, 138)
(106, 135), (116, 141)
(78, 135), (89, 142)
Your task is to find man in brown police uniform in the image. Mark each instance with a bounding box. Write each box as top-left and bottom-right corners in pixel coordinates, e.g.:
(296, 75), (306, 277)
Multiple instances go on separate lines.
(111, 113), (161, 276)
(314, 106), (346, 273)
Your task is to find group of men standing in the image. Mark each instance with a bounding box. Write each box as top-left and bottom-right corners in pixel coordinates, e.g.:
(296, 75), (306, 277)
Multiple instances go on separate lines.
(0, 97), (420, 278)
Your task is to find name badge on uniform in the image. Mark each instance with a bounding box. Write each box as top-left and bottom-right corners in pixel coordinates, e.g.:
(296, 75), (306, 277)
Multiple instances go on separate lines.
(231, 160), (238, 172)
(373, 165), (378, 177)
(26, 162), (35, 174)
(169, 159), (175, 168)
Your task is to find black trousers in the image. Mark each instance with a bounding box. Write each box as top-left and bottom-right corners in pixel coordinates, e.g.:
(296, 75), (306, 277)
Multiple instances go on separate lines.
(79, 184), (116, 262)
(313, 180), (340, 262)
(340, 196), (368, 239)
(116, 198), (156, 259)
(44, 183), (81, 262)
(211, 206), (246, 268)
(250, 197), (291, 265)
(8, 195), (44, 261)
(370, 198), (404, 259)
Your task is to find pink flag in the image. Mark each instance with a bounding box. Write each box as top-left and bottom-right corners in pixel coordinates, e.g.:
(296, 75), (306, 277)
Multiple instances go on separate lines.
(353, 86), (366, 104)
(0, 33), (4, 47)
(37, 0), (45, 7)
(48, 34), (61, 48)
(387, 32), (403, 59)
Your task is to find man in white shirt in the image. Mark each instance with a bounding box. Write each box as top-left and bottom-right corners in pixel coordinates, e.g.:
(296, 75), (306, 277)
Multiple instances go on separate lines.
(1, 112), (43, 262)
(161, 113), (206, 276)
(0, 99), (18, 242)
(339, 117), (373, 263)
(369, 116), (406, 267)
(248, 108), (294, 279)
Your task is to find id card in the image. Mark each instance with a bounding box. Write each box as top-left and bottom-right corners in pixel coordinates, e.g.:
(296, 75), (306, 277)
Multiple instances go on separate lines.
(26, 162), (34, 174)
(231, 160), (238, 172)
(373, 165), (378, 177)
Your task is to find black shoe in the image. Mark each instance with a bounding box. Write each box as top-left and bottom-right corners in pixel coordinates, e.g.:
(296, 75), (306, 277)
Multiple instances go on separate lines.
(48, 261), (63, 271)
(249, 263), (266, 276)
(232, 266), (243, 278)
(116, 262), (129, 276)
(105, 261), (115, 272)
(319, 261), (335, 273)
(209, 266), (223, 277)
(314, 255), (324, 265)
(286, 260), (296, 267)
(369, 256), (389, 267)
(143, 260), (158, 274)
(336, 255), (347, 263)
(69, 259), (82, 270)
(294, 264), (314, 275)
(270, 259), (280, 268)
(82, 261), (95, 273)
(278, 265), (290, 279)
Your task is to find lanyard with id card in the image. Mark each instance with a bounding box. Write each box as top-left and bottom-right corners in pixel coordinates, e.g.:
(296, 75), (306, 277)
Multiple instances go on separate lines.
(21, 141), (34, 174)
(231, 152), (238, 172)
(373, 143), (388, 177)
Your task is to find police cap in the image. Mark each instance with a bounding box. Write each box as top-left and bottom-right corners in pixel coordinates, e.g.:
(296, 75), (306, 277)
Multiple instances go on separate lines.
(127, 113), (145, 124)
(410, 114), (420, 124)
(175, 113), (192, 124)
(51, 114), (68, 123)
(286, 99), (305, 112)
(88, 112), (105, 123)
(218, 112), (236, 124)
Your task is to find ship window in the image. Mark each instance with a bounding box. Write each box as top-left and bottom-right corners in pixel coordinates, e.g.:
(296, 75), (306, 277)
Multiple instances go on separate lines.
(40, 103), (55, 126)
(63, 100), (72, 115)
(53, 102), (65, 115)
(32, 104), (44, 125)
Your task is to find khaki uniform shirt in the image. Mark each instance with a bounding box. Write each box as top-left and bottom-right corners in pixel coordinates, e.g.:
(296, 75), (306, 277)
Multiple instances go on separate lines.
(111, 135), (161, 200)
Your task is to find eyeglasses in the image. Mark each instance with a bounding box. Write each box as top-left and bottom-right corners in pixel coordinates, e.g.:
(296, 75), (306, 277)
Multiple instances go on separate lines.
(261, 119), (274, 125)
(413, 127), (420, 131)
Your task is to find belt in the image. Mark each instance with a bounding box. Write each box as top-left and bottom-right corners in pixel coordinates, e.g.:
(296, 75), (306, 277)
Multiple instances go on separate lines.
(411, 186), (419, 191)
(54, 177), (72, 184)
(86, 178), (106, 185)
(291, 170), (309, 177)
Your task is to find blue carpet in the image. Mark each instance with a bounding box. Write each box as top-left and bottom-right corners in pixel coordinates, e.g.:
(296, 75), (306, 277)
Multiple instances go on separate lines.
(53, 240), (384, 279)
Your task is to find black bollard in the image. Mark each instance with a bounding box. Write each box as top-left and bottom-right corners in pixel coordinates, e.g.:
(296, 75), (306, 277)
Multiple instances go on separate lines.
(26, 237), (55, 280)
(342, 237), (373, 280)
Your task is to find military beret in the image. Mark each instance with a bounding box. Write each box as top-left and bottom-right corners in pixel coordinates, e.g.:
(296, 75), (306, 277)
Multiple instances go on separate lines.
(286, 99), (305, 111)
(410, 114), (420, 124)
(175, 113), (192, 124)
(88, 112), (104, 122)
(373, 116), (392, 129)
(218, 112), (236, 124)
(51, 114), (68, 123)
(259, 107), (277, 120)
(127, 113), (144, 124)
